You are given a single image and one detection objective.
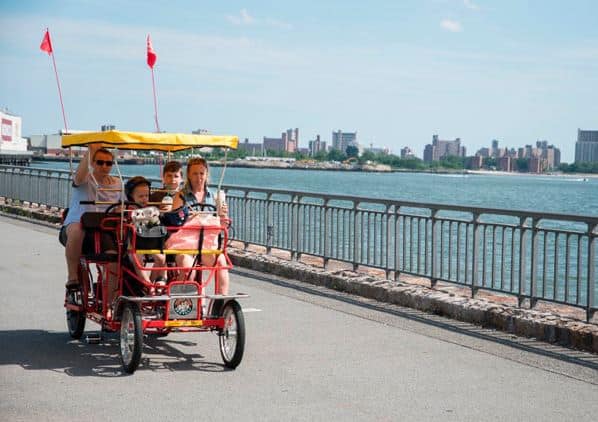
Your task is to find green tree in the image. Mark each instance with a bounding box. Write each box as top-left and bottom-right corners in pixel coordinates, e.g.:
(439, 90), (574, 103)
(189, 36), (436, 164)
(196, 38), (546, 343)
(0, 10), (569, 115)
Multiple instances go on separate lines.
(327, 149), (347, 162)
(358, 150), (376, 164)
(312, 150), (328, 161)
(439, 156), (465, 169)
(559, 163), (572, 172)
(345, 145), (359, 158)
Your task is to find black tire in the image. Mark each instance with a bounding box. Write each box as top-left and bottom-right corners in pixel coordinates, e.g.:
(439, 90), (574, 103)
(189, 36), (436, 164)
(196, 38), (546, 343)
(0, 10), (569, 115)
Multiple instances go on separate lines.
(119, 302), (143, 374)
(66, 292), (86, 339)
(219, 300), (245, 369)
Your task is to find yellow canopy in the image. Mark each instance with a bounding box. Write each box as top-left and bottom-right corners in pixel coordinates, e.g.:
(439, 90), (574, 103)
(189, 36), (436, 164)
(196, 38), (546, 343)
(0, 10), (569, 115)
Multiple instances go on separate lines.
(61, 130), (238, 151)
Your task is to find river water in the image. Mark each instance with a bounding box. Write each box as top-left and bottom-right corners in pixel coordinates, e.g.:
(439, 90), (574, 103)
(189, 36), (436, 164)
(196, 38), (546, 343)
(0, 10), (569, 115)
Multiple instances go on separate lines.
(34, 161), (597, 217)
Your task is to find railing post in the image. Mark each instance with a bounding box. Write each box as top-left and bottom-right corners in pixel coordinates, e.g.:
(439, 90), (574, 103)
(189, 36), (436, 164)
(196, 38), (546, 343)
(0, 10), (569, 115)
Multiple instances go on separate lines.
(353, 200), (359, 271)
(290, 194), (300, 261)
(587, 223), (597, 322)
(385, 203), (392, 279)
(323, 198), (330, 269)
(266, 192), (273, 254)
(243, 190), (250, 251)
(518, 216), (527, 307)
(394, 205), (401, 282)
(471, 212), (480, 297)
(431, 208), (439, 287)
(530, 218), (540, 309)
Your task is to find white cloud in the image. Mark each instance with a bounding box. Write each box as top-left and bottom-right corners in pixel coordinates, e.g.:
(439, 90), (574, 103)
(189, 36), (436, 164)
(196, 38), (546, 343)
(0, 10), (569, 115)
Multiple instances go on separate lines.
(226, 9), (292, 30)
(440, 19), (463, 33)
(463, 0), (480, 10)
(226, 9), (255, 26)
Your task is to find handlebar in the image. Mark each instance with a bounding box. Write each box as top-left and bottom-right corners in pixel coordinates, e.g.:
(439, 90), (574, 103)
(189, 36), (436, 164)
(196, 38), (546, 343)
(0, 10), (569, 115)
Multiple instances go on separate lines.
(79, 200), (137, 206)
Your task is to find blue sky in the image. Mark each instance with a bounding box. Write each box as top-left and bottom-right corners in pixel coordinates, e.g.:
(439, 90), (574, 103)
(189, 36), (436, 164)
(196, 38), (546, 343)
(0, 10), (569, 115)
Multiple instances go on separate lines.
(1, 0), (597, 162)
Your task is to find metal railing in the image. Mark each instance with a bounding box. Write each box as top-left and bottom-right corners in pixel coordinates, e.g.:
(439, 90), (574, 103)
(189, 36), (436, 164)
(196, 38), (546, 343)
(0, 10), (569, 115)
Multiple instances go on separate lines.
(1, 165), (597, 321)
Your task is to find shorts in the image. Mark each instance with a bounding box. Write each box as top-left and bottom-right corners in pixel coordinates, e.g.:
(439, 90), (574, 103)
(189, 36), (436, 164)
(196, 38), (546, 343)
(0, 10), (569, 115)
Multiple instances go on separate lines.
(59, 222), (117, 254)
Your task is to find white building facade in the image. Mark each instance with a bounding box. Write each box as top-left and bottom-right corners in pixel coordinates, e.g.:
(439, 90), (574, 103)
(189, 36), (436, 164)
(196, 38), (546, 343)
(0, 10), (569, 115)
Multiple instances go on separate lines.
(0, 110), (28, 152)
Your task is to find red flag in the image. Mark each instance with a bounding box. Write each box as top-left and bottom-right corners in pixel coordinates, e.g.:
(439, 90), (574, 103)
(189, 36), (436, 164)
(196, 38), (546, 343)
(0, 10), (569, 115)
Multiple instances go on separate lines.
(146, 34), (157, 69)
(40, 29), (53, 55)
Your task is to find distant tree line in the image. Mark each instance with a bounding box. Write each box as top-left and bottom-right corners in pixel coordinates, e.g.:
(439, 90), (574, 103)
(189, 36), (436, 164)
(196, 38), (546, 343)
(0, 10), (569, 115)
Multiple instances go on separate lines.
(559, 162), (598, 174)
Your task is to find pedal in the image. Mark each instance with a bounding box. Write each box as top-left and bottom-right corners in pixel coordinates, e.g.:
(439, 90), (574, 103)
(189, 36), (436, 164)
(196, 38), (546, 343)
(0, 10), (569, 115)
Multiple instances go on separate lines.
(85, 333), (102, 344)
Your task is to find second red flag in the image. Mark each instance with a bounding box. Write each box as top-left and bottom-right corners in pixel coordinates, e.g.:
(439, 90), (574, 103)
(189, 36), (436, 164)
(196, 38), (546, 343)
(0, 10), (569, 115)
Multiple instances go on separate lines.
(146, 34), (157, 69)
(40, 29), (53, 55)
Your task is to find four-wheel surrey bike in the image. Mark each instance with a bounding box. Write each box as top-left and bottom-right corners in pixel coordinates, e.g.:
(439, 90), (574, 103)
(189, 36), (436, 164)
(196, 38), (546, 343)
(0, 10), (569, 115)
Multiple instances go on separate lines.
(62, 130), (247, 374)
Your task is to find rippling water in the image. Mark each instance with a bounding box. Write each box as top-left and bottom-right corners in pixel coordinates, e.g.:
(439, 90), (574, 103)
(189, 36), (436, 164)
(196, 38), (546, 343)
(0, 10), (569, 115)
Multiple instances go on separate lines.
(33, 162), (597, 216)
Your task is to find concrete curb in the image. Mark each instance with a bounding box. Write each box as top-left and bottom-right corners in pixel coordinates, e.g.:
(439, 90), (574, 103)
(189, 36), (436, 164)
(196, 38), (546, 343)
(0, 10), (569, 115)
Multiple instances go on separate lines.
(0, 203), (62, 225)
(1, 201), (597, 354)
(229, 249), (598, 354)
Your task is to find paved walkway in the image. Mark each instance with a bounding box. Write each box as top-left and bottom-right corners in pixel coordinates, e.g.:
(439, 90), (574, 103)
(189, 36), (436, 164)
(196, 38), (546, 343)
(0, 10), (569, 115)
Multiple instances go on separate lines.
(0, 216), (597, 421)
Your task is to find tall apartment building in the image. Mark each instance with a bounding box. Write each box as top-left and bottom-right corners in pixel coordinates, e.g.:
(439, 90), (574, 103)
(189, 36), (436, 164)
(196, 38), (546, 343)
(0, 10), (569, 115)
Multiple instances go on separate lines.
(529, 157), (543, 173)
(575, 129), (598, 163)
(332, 130), (357, 152)
(400, 146), (415, 159)
(263, 128), (299, 153)
(498, 156), (513, 172)
(238, 138), (263, 155)
(535, 140), (561, 169)
(282, 128), (299, 153)
(467, 155), (483, 169)
(423, 134), (466, 162)
(308, 135), (327, 156)
(263, 136), (285, 152)
(491, 139), (499, 152)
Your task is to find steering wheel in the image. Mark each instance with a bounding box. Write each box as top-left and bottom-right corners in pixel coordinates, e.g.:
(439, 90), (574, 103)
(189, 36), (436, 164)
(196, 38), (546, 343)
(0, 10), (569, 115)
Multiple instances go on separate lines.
(188, 203), (217, 212)
(104, 201), (142, 215)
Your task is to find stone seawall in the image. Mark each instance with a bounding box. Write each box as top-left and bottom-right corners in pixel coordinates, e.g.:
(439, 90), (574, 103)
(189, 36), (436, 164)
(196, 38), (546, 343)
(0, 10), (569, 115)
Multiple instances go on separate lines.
(1, 199), (597, 354)
(229, 249), (598, 353)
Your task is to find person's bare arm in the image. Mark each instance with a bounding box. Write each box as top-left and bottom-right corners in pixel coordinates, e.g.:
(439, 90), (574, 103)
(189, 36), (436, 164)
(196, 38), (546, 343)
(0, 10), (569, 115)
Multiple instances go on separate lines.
(171, 192), (185, 210)
(73, 144), (99, 186)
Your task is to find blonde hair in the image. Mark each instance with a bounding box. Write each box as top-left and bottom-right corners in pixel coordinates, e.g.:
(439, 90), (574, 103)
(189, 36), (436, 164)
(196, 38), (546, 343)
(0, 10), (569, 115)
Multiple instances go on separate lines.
(184, 157), (209, 192)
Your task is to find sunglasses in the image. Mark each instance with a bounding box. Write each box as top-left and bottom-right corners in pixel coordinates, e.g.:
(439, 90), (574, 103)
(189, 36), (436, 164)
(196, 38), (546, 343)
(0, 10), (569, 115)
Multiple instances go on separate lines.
(95, 160), (114, 167)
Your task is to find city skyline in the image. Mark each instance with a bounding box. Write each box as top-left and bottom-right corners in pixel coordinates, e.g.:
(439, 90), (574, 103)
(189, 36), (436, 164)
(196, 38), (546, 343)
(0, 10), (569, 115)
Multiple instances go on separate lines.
(1, 1), (598, 162)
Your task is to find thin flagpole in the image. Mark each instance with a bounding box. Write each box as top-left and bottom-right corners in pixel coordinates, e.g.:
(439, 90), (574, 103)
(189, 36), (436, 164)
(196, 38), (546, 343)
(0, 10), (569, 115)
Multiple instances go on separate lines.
(51, 52), (68, 133)
(41, 28), (68, 133)
(41, 28), (71, 175)
(151, 67), (163, 174)
(151, 68), (163, 175)
(151, 67), (160, 133)
(147, 34), (162, 174)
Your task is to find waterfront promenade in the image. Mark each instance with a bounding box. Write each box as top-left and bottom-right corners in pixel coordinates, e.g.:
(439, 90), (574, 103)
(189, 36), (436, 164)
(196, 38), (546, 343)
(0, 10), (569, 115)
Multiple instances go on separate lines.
(1, 215), (597, 421)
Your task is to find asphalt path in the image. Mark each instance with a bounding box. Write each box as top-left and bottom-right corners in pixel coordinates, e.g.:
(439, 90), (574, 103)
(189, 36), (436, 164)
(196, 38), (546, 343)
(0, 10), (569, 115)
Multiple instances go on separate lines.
(0, 215), (597, 421)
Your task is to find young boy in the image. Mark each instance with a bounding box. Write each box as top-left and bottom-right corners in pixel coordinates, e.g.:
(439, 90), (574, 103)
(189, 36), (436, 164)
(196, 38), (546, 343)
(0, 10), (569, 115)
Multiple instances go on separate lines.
(150, 160), (183, 210)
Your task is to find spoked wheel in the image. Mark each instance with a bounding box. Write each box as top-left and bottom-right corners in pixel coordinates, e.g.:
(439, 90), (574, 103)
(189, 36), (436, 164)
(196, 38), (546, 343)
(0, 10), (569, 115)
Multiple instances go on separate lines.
(66, 290), (85, 339)
(119, 302), (143, 374)
(218, 300), (245, 369)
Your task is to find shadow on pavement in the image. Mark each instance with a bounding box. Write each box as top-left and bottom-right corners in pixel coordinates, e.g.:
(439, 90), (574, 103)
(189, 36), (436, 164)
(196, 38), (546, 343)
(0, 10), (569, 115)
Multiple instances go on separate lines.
(0, 329), (230, 376)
